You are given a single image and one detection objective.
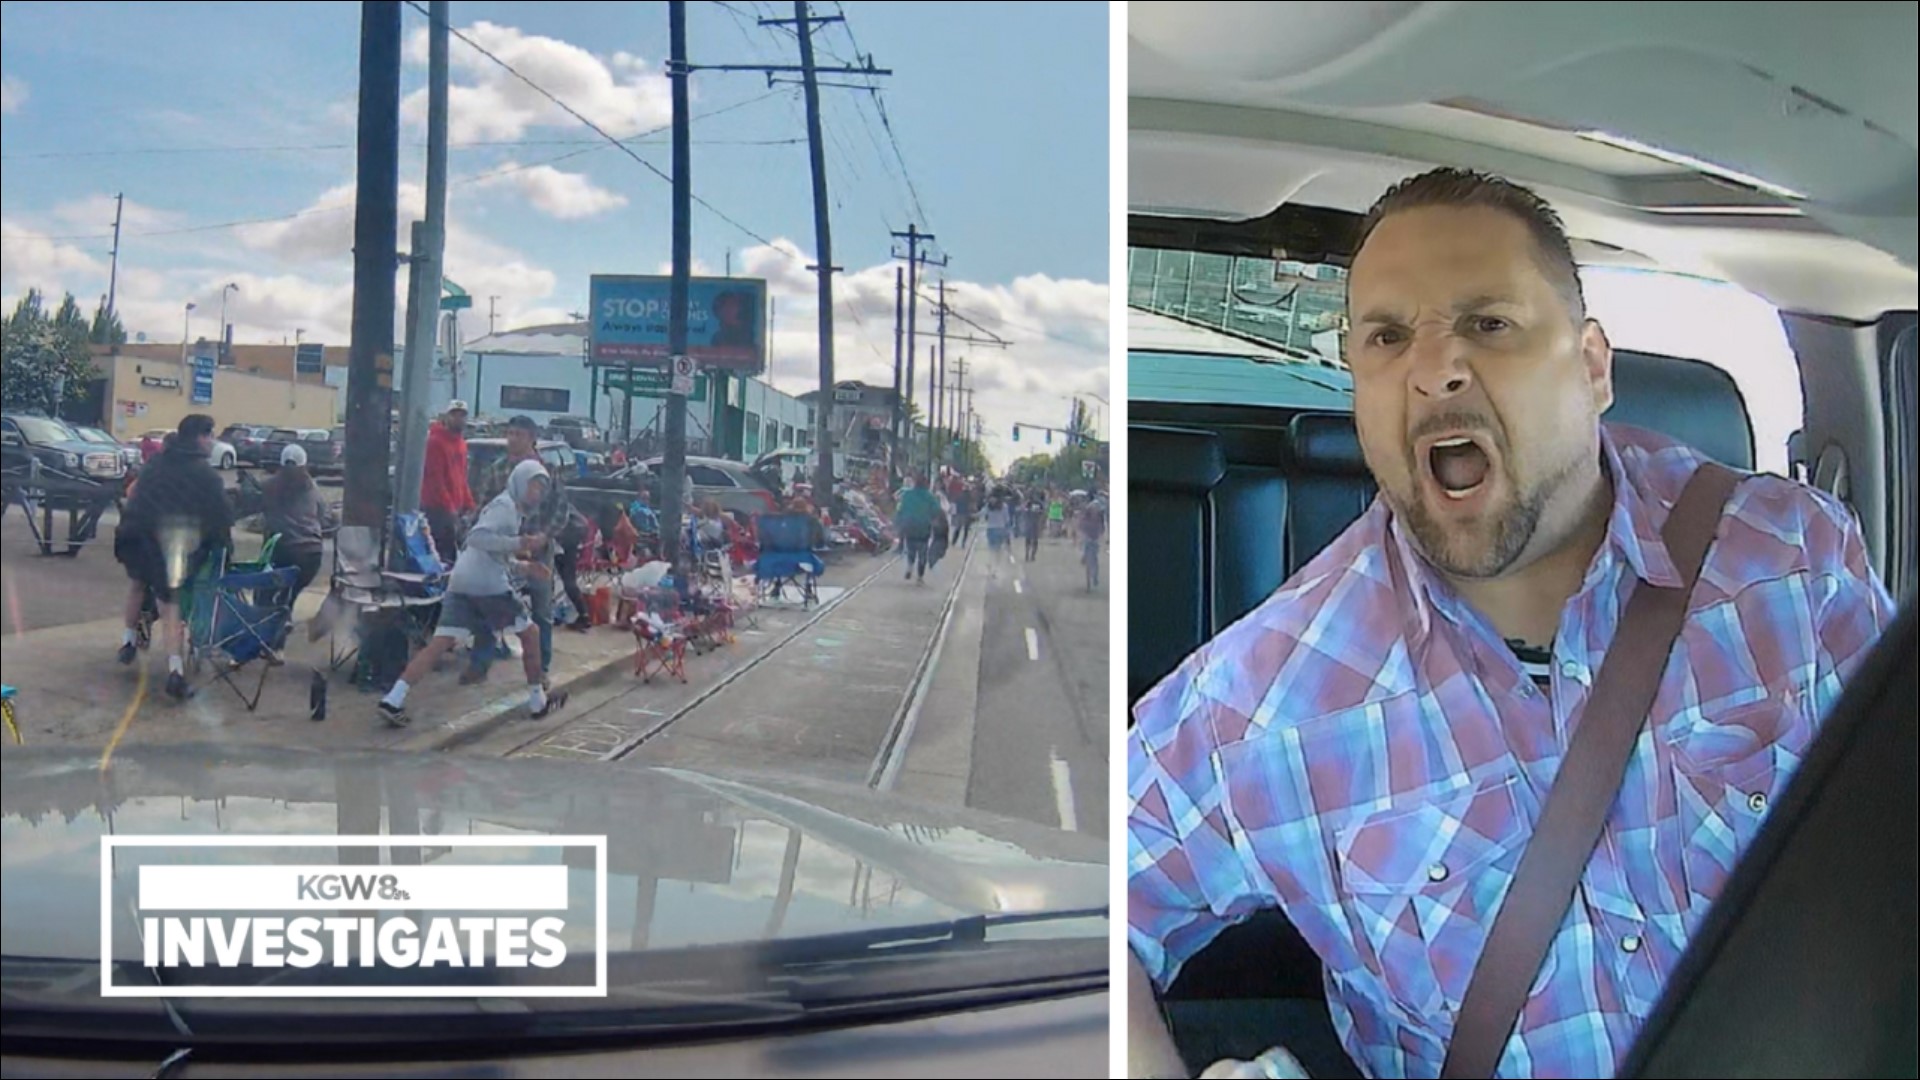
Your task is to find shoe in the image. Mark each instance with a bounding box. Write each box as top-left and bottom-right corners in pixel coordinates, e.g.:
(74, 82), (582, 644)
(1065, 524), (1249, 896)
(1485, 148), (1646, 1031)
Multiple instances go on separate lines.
(164, 671), (188, 701)
(117, 642), (138, 666)
(569, 616), (594, 632)
(378, 700), (410, 727)
(458, 668), (488, 686)
(530, 689), (569, 720)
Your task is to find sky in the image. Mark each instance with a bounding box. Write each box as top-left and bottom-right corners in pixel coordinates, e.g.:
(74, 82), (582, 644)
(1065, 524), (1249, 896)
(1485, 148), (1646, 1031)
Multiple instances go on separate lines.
(0, 0), (1111, 468)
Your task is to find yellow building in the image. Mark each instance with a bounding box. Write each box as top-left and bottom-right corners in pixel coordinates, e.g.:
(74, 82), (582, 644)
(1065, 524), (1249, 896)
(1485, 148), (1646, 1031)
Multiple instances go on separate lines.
(92, 343), (345, 439)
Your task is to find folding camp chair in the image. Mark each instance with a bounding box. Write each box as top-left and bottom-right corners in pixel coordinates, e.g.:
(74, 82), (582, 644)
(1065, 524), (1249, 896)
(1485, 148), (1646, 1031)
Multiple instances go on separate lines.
(324, 521), (445, 680)
(183, 549), (300, 711)
(754, 513), (826, 608)
(630, 609), (688, 683)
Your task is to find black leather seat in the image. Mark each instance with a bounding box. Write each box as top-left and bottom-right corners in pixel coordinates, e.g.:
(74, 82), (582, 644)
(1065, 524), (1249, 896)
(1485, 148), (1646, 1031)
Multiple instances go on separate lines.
(1129, 425), (1226, 706)
(1282, 350), (1757, 577)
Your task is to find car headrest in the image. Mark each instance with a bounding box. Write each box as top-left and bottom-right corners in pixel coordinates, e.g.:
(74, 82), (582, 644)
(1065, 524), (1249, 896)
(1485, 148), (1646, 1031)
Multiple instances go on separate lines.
(1608, 350), (1754, 470)
(1288, 413), (1369, 476)
(1285, 350), (1756, 475)
(1130, 425), (1226, 492)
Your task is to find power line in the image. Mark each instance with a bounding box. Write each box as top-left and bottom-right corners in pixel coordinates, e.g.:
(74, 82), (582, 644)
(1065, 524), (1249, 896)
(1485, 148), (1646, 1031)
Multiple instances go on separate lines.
(833, 1), (930, 230)
(0, 134), (802, 161)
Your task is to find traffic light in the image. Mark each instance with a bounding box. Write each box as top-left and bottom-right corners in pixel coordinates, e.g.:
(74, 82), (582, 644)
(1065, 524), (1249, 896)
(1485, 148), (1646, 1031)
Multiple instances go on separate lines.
(1012, 425), (1020, 442)
(1045, 429), (1052, 445)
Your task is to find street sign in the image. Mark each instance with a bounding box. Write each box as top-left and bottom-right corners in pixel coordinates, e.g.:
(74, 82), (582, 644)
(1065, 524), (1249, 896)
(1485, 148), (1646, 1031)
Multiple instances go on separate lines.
(191, 349), (216, 406)
(295, 342), (325, 375)
(587, 274), (768, 375)
(670, 355), (696, 397)
(1083, 459), (1098, 477)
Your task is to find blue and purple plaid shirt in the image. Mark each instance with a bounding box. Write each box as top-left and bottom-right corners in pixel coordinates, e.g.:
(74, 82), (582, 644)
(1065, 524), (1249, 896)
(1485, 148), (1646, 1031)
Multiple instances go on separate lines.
(1128, 424), (1893, 1078)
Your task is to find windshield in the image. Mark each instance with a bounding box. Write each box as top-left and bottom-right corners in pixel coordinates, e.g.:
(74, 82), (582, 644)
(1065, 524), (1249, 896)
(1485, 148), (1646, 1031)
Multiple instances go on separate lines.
(9, 415), (76, 443)
(0, 0), (1110, 1047)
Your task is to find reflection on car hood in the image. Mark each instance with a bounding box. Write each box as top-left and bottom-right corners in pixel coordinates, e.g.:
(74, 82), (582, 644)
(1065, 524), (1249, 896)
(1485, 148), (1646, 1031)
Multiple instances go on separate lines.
(0, 745), (1107, 962)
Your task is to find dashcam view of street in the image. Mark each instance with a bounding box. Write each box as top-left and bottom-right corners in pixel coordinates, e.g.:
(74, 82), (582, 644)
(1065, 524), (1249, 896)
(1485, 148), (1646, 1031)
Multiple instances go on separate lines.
(0, 3), (1111, 1042)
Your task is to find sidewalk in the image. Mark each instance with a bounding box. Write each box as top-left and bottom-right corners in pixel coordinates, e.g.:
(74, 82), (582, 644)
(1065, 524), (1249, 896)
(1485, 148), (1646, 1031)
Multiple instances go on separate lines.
(0, 557), (879, 758)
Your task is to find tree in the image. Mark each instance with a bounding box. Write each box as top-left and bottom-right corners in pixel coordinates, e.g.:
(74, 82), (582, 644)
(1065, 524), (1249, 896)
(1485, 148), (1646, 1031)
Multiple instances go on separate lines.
(1, 289), (99, 416)
(88, 295), (128, 345)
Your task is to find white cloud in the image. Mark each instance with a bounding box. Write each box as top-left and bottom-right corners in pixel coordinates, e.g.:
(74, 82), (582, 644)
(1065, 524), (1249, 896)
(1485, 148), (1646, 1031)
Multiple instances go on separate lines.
(53, 195), (180, 234)
(0, 221), (108, 305)
(475, 162), (627, 219)
(401, 21), (671, 142)
(0, 75), (25, 114)
(731, 240), (1110, 468)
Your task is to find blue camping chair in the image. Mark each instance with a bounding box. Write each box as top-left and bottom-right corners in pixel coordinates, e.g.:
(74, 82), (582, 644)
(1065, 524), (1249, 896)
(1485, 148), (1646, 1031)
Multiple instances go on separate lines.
(755, 513), (826, 608)
(183, 548), (300, 711)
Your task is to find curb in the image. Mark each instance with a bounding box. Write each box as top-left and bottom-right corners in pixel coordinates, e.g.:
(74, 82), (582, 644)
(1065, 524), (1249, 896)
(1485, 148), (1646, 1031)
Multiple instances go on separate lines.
(401, 643), (637, 754)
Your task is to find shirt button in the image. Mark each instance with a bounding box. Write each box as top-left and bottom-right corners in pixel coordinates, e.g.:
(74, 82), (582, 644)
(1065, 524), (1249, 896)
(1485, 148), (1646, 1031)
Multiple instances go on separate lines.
(1621, 934), (1643, 954)
(1747, 791), (1768, 814)
(1427, 863), (1449, 883)
(1560, 659), (1583, 680)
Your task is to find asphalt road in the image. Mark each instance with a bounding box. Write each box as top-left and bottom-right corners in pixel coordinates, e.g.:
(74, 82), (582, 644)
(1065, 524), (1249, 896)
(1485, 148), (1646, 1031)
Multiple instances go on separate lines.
(1, 471), (338, 637)
(964, 532), (1110, 838)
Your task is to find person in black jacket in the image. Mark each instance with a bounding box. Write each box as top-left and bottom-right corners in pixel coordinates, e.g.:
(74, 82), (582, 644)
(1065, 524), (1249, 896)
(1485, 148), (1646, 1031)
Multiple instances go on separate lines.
(115, 413), (234, 700)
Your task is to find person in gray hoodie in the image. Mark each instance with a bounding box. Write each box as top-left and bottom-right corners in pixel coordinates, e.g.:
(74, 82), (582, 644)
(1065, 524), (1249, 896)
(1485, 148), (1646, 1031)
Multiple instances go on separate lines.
(377, 459), (569, 726)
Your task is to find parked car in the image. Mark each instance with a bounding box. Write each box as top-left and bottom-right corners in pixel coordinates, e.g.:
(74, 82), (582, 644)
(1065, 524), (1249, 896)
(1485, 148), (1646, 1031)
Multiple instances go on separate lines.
(68, 425), (143, 475)
(220, 423), (277, 466)
(262, 427), (344, 474)
(545, 416), (606, 451)
(643, 454), (783, 521)
(0, 413), (127, 482)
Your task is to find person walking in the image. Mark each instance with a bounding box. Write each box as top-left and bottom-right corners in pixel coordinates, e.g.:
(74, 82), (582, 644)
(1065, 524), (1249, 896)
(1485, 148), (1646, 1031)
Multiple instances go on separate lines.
(1023, 492), (1046, 562)
(113, 414), (233, 701)
(894, 472), (939, 583)
(259, 443), (335, 613)
(420, 401), (475, 569)
(377, 459), (566, 725)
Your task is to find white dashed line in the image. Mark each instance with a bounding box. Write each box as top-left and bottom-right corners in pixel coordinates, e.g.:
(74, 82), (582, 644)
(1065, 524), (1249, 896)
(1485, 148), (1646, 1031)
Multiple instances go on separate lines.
(1025, 627), (1040, 661)
(1014, 579), (1023, 594)
(1051, 752), (1079, 832)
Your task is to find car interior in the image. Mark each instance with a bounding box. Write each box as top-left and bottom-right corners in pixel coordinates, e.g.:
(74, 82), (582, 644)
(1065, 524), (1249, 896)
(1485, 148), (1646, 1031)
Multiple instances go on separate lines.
(1127, 2), (1916, 1075)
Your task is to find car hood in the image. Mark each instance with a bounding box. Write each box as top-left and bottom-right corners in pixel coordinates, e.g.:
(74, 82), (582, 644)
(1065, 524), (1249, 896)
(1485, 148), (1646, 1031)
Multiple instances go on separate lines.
(0, 744), (1107, 963)
(35, 438), (117, 456)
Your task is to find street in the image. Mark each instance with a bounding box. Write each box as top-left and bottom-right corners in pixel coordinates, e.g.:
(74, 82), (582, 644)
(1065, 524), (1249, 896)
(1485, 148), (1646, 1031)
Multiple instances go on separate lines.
(0, 514), (1109, 839)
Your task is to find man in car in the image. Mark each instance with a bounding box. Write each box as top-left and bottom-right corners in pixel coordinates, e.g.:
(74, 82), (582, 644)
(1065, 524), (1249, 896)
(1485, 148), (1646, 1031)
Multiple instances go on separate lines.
(1127, 168), (1894, 1079)
(113, 413), (234, 701)
(421, 400), (476, 566)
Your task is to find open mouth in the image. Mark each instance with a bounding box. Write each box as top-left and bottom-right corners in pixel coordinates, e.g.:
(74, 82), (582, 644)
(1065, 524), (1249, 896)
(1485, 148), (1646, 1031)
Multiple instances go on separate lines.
(1423, 434), (1495, 500)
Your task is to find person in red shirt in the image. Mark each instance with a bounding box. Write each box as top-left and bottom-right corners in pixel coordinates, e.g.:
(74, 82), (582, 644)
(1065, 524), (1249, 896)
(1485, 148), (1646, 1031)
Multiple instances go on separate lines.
(421, 400), (476, 566)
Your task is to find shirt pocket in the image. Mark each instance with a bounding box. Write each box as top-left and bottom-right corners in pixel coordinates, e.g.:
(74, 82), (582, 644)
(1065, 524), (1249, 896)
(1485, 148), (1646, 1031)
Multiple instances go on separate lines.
(1670, 698), (1800, 910)
(1332, 773), (1537, 1021)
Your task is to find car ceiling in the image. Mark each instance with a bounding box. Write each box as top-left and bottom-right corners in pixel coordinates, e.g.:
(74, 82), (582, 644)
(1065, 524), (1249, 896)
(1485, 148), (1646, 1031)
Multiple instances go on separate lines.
(1130, 1), (1919, 322)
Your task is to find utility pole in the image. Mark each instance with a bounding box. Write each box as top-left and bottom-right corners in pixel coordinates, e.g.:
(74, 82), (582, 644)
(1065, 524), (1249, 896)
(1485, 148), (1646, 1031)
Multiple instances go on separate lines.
(661, 0), (692, 564)
(688, 4), (890, 500)
(792, 0), (837, 505)
(951, 354), (968, 468)
(930, 279), (947, 471)
(889, 225), (941, 470)
(890, 266), (903, 476)
(488, 295), (499, 336)
(394, 0), (448, 519)
(342, 0), (401, 529)
(106, 193), (123, 323)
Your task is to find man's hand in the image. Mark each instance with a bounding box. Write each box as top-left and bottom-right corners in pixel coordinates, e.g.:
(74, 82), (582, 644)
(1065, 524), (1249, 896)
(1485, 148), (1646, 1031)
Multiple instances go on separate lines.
(1198, 1048), (1311, 1079)
(521, 532), (548, 554)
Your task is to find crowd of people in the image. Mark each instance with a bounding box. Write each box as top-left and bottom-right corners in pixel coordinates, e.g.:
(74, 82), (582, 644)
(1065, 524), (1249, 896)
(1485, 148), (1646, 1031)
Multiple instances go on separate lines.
(110, 404), (1106, 718)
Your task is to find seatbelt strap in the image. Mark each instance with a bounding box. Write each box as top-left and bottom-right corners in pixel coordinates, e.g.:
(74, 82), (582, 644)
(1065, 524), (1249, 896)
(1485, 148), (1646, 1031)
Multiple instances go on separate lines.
(1440, 461), (1743, 1078)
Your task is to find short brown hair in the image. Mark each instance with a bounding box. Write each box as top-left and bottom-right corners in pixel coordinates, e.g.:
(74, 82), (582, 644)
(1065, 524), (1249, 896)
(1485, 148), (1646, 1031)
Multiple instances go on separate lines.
(1354, 167), (1586, 321)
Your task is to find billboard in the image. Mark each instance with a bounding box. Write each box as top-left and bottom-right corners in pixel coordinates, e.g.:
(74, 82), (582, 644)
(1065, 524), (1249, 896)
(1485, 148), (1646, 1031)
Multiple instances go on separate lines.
(588, 275), (767, 375)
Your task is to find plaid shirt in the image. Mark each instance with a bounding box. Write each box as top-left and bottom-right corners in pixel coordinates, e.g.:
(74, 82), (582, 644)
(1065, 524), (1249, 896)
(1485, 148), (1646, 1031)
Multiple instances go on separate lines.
(1128, 424), (1893, 1079)
(476, 450), (571, 565)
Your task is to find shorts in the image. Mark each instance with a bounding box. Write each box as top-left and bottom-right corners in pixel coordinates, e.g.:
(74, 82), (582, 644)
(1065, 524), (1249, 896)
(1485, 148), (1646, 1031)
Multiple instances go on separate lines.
(433, 591), (532, 646)
(115, 531), (201, 604)
(987, 527), (1010, 549)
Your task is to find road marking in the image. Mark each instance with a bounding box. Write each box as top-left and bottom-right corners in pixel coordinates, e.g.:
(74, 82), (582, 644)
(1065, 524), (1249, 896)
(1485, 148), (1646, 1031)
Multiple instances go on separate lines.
(1014, 579), (1023, 595)
(1051, 752), (1079, 832)
(1025, 627), (1040, 661)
